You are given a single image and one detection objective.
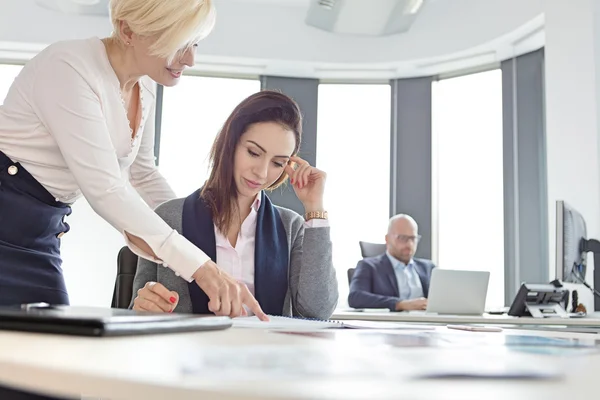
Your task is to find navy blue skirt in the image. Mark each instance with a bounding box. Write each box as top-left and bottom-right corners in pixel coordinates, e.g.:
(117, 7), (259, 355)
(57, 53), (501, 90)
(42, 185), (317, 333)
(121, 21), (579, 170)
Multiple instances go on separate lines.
(0, 150), (71, 306)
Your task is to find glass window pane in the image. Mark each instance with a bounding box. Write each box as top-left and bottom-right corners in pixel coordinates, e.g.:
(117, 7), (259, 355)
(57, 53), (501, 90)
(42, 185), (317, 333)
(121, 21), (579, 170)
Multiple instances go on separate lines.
(317, 84), (391, 304)
(432, 69), (505, 309)
(159, 76), (261, 197)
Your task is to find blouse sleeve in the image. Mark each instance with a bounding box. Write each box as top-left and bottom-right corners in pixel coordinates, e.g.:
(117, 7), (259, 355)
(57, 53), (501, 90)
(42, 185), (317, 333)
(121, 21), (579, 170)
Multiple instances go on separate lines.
(30, 55), (209, 281)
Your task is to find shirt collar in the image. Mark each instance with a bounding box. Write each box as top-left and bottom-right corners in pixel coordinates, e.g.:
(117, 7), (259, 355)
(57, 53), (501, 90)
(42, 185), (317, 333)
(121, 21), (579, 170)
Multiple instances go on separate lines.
(251, 192), (261, 212)
(386, 251), (414, 270)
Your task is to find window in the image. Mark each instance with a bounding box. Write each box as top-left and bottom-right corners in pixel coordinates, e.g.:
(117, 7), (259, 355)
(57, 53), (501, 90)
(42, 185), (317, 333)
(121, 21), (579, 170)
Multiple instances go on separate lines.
(432, 69), (505, 309)
(159, 76), (261, 197)
(317, 84), (391, 304)
(0, 64), (23, 103)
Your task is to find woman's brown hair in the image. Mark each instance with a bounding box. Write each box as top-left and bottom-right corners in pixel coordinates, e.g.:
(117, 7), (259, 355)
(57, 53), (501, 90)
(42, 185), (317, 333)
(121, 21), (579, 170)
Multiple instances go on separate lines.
(201, 90), (303, 235)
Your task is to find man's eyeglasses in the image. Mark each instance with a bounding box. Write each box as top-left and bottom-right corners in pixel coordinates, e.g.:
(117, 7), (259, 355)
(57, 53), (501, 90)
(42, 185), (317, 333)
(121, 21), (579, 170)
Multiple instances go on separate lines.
(390, 234), (421, 243)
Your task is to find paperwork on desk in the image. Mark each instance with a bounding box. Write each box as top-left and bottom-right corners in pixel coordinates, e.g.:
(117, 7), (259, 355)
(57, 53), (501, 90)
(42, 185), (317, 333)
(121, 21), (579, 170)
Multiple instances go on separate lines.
(232, 315), (435, 330)
(180, 324), (598, 382)
(179, 343), (568, 381)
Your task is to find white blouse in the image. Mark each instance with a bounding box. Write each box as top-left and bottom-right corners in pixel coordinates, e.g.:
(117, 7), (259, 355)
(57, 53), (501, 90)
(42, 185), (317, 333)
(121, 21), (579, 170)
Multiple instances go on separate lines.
(0, 37), (209, 281)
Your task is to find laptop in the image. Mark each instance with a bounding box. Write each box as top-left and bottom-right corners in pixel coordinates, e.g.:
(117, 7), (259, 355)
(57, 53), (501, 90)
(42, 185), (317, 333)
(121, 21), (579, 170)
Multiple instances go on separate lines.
(425, 269), (490, 315)
(0, 304), (232, 337)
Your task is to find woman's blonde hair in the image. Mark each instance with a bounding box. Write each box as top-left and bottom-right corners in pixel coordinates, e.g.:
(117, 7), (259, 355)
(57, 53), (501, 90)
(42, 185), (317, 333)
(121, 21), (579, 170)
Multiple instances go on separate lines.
(109, 0), (215, 62)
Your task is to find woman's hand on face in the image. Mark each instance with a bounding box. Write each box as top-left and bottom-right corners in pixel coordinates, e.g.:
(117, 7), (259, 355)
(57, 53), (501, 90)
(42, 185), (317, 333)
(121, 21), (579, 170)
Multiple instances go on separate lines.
(285, 156), (326, 212)
(132, 281), (179, 313)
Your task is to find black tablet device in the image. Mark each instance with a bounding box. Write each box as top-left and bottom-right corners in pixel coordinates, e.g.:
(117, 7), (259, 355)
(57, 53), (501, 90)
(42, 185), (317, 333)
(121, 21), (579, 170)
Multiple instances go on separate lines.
(0, 304), (232, 337)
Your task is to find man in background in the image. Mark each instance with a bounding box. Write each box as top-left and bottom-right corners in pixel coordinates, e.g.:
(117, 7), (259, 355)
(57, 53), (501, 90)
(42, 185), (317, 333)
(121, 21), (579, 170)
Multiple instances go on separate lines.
(348, 214), (436, 311)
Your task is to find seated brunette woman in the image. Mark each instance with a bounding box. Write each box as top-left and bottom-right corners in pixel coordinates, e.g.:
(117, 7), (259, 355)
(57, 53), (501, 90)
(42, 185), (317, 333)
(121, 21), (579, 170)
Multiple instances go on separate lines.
(129, 90), (338, 320)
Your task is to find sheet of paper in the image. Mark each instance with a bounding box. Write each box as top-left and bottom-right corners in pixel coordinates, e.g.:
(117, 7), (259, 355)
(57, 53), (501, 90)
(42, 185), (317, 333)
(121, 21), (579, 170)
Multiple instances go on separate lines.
(340, 319), (436, 330)
(179, 344), (566, 381)
(412, 349), (564, 380)
(232, 315), (342, 330)
(233, 316), (435, 331)
(179, 345), (398, 380)
(277, 330), (440, 348)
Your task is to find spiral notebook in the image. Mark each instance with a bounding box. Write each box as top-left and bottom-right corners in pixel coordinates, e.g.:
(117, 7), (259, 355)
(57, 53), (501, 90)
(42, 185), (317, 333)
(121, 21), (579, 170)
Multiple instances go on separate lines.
(233, 315), (341, 330)
(232, 315), (435, 330)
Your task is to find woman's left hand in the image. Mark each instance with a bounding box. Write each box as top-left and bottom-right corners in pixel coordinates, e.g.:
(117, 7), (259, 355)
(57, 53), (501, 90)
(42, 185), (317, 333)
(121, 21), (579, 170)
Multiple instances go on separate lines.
(285, 156), (326, 212)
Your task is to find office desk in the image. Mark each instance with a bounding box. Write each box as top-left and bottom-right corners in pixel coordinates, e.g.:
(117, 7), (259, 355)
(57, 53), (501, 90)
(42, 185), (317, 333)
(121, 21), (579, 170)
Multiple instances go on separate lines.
(0, 326), (599, 400)
(332, 310), (600, 329)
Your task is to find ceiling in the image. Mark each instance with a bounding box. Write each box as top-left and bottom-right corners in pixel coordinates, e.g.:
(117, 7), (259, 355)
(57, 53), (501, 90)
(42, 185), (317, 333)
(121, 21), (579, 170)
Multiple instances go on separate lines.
(35, 0), (110, 16)
(34, 0), (429, 36)
(0, 0), (545, 79)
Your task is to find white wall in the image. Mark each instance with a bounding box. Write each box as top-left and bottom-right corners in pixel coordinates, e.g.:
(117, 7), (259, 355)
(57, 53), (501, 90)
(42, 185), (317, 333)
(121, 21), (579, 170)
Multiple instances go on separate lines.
(545, 0), (600, 311)
(60, 200), (125, 307)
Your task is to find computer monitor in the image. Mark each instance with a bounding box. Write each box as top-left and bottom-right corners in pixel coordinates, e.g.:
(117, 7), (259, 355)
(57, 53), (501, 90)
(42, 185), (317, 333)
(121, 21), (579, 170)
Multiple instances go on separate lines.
(555, 200), (587, 283)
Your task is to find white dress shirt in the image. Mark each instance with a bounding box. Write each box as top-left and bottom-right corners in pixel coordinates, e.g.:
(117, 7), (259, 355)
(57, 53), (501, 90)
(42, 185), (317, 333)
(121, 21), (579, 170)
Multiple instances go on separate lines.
(0, 37), (209, 281)
(386, 252), (424, 300)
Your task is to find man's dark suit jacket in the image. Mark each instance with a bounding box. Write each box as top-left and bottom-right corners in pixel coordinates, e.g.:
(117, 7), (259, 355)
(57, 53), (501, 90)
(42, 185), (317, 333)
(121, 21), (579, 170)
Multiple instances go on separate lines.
(348, 253), (436, 311)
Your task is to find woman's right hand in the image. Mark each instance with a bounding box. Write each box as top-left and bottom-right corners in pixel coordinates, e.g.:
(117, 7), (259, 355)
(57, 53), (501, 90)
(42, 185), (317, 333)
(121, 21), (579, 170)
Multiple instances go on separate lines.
(132, 281), (179, 313)
(193, 260), (269, 321)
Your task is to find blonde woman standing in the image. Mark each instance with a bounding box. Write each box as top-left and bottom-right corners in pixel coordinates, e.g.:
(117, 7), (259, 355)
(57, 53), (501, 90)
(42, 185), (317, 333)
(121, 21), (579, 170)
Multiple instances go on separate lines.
(0, 0), (267, 320)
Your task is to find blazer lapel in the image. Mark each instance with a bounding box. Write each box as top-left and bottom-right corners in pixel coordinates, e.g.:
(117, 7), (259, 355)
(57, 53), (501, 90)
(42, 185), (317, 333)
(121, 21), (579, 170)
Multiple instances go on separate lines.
(414, 261), (430, 297)
(254, 191), (289, 315)
(379, 254), (399, 297)
(182, 189), (216, 314)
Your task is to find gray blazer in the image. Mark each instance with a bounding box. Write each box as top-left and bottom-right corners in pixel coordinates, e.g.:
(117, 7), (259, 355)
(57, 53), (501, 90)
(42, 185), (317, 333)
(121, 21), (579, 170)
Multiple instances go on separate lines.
(130, 198), (339, 320)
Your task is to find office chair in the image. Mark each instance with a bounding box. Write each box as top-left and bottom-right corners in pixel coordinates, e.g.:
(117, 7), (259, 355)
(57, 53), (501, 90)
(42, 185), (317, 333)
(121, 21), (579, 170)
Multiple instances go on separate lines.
(359, 241), (386, 258)
(348, 242), (386, 286)
(111, 246), (139, 309)
(347, 268), (355, 285)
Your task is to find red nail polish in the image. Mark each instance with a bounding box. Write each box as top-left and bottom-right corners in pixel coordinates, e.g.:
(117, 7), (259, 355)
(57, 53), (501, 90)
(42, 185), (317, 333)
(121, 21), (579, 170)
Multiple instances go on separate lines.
(291, 179), (294, 184)
(170, 296), (176, 303)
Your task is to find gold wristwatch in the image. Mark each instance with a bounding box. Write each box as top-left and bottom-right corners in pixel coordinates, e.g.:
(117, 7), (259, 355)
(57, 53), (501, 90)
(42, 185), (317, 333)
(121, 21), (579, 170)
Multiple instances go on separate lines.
(305, 210), (328, 221)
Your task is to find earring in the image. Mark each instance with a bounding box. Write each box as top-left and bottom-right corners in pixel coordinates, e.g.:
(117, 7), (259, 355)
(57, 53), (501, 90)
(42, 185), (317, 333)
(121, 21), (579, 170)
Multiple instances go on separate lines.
(126, 41), (131, 46)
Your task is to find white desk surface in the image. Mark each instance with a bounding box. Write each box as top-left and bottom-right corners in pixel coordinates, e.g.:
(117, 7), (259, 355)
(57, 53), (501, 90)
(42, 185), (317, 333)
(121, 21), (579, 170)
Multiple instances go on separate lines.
(0, 326), (599, 400)
(332, 310), (600, 327)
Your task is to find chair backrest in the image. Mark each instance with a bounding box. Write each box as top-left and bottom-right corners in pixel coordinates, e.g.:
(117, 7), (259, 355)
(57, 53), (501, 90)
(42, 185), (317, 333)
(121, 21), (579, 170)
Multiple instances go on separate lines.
(359, 241), (387, 258)
(347, 268), (355, 285)
(111, 246), (139, 309)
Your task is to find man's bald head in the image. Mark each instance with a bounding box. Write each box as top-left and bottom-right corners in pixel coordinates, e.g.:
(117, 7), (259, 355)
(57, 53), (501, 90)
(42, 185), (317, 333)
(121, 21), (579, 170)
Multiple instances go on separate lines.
(387, 214), (418, 234)
(386, 214), (420, 263)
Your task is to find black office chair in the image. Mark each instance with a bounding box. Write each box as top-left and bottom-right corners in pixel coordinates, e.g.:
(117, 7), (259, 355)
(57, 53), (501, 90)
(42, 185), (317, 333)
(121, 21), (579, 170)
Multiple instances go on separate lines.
(358, 241), (386, 258)
(111, 246), (139, 309)
(347, 268), (355, 285)
(348, 242), (386, 286)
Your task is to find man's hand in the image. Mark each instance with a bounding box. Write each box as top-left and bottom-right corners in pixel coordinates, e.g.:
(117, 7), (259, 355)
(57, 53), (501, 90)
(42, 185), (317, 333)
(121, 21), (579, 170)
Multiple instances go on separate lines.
(395, 297), (427, 311)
